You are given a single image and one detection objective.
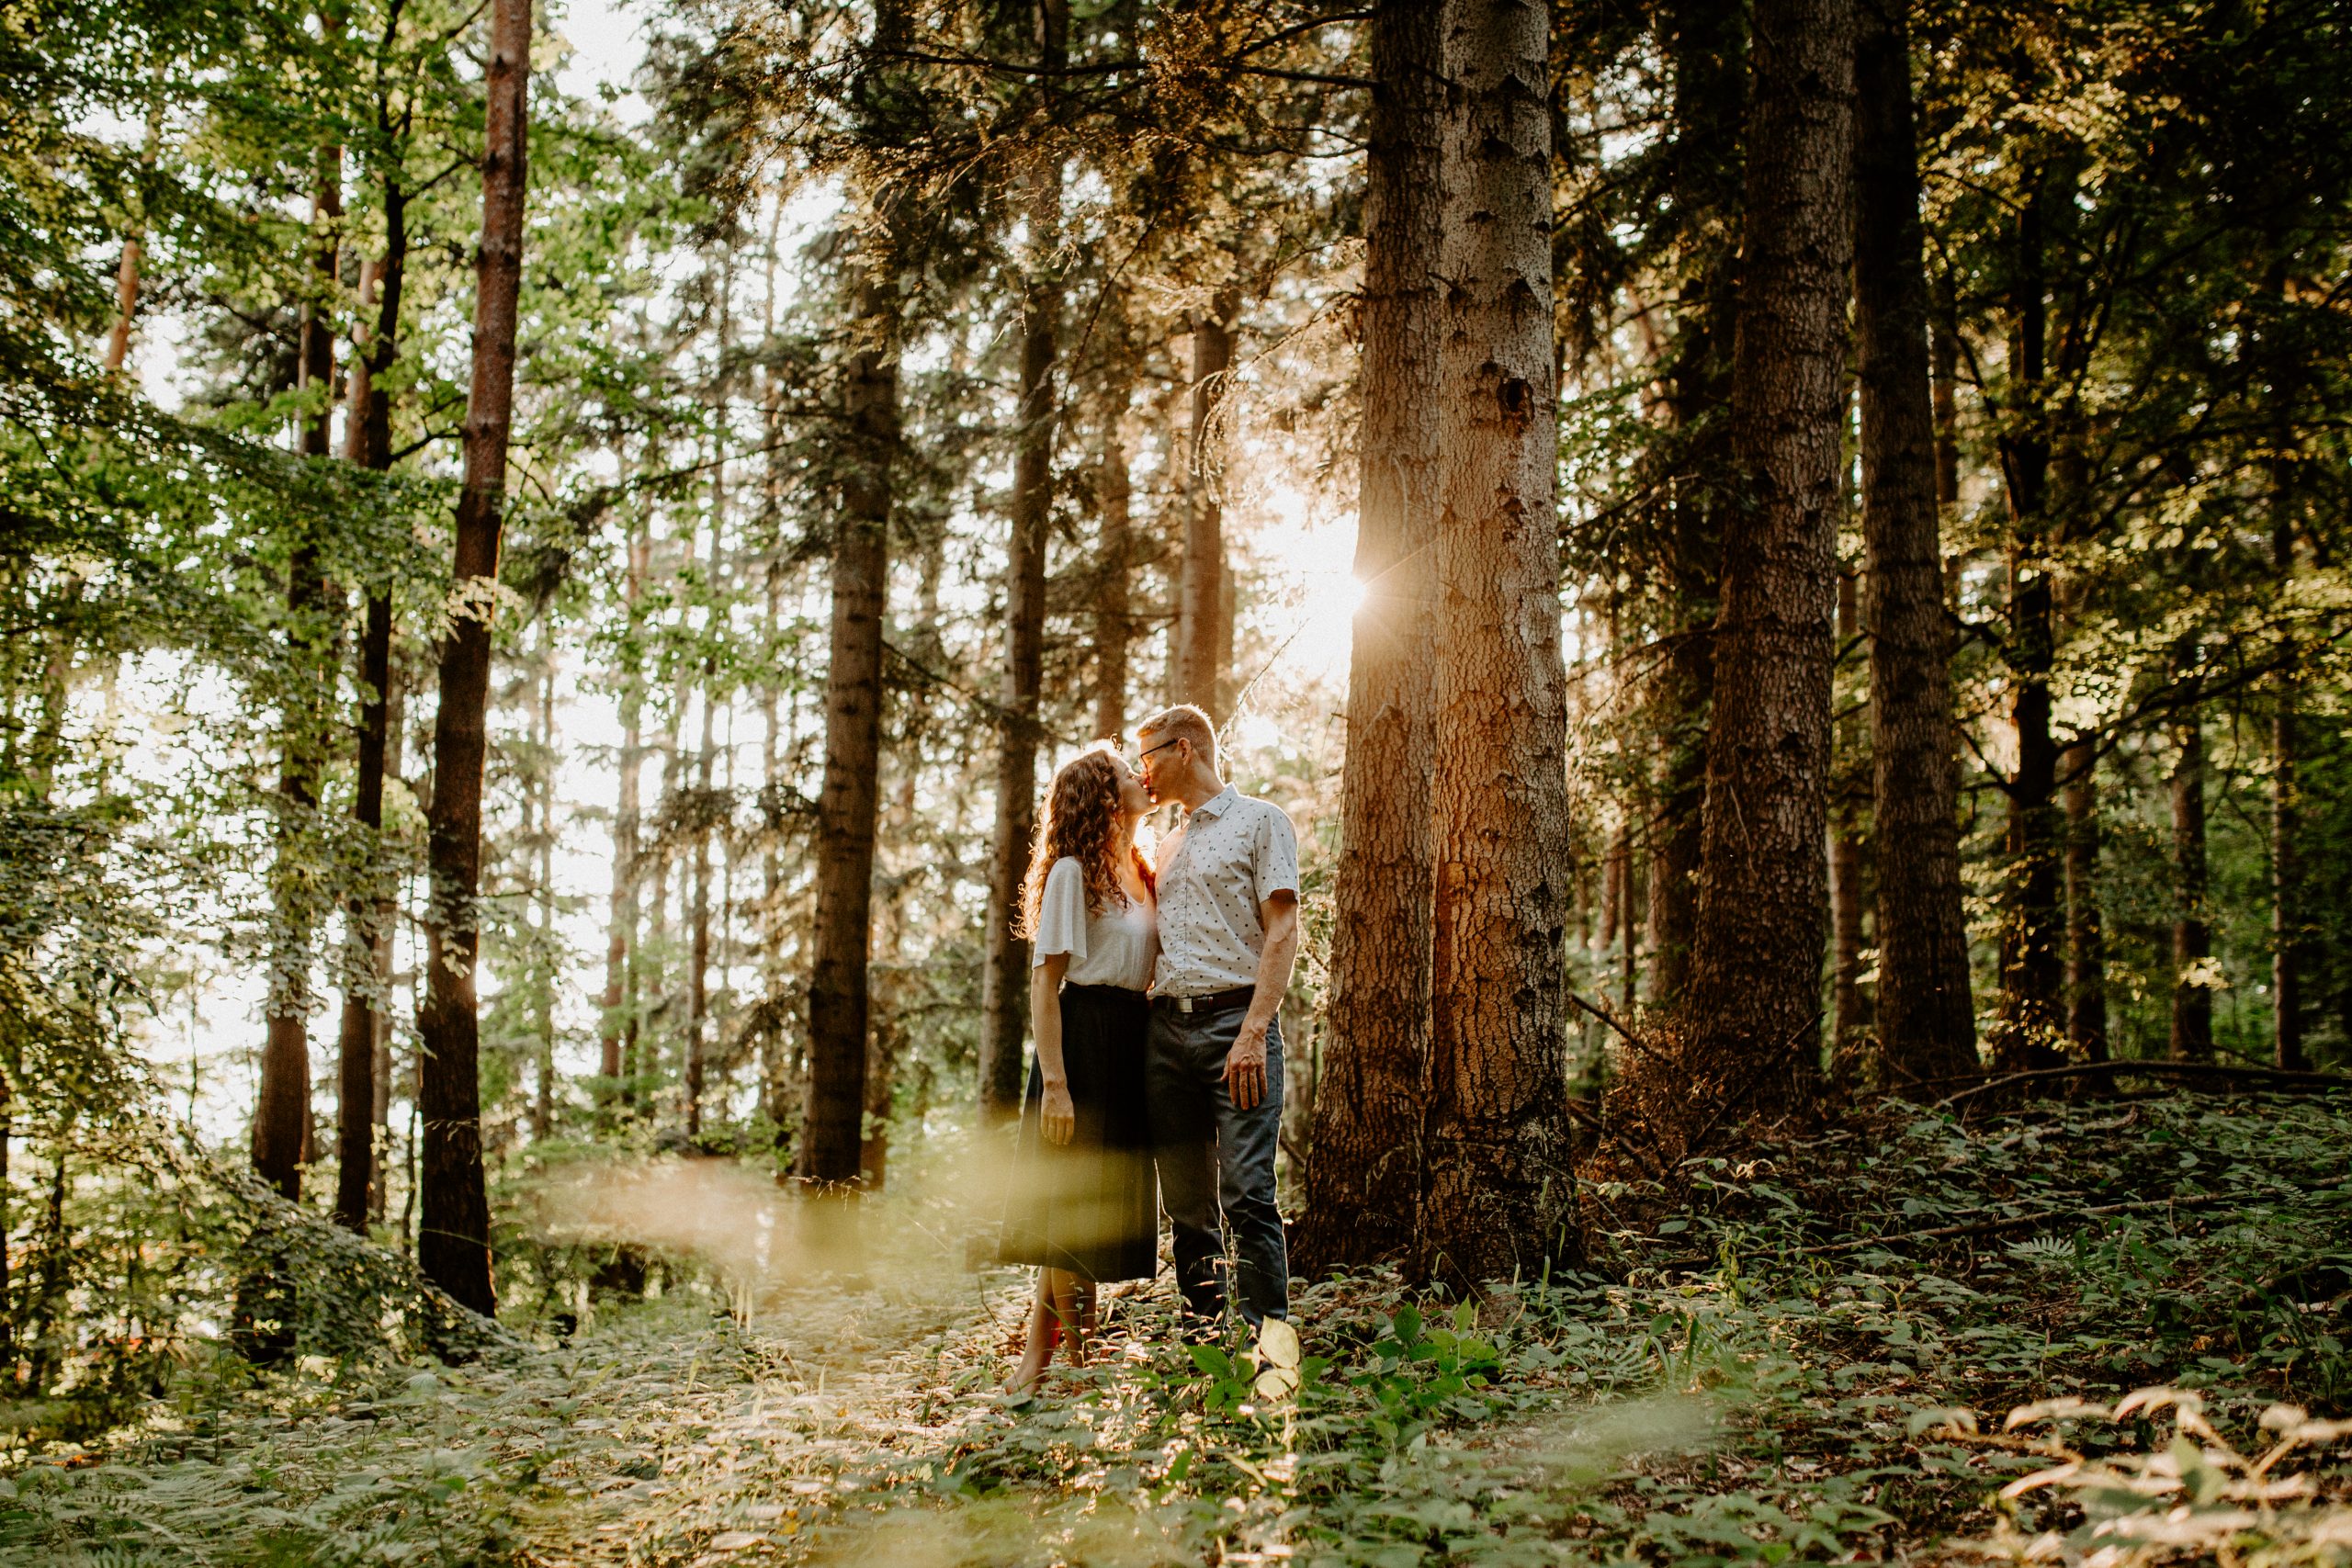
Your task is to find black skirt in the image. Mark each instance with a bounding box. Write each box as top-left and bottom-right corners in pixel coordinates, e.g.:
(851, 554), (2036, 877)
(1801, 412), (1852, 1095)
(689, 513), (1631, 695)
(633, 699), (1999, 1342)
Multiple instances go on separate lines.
(999, 983), (1159, 1282)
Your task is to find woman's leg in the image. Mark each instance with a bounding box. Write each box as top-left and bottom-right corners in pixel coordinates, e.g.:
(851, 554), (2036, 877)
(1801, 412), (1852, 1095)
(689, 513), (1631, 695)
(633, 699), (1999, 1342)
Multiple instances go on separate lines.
(1047, 1269), (1081, 1365)
(1009, 1269), (1059, 1393)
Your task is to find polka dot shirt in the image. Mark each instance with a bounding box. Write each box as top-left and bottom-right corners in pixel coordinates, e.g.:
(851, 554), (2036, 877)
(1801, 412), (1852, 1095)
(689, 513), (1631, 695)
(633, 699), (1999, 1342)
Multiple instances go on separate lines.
(1150, 784), (1300, 998)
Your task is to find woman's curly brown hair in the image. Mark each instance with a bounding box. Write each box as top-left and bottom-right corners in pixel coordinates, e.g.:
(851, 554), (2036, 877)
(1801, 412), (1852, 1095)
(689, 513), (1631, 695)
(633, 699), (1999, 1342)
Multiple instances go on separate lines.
(1017, 743), (1153, 938)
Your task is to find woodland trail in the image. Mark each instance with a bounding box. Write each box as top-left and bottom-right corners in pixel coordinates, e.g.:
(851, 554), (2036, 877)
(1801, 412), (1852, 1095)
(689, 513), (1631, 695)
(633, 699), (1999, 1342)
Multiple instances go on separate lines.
(8, 1094), (2352, 1565)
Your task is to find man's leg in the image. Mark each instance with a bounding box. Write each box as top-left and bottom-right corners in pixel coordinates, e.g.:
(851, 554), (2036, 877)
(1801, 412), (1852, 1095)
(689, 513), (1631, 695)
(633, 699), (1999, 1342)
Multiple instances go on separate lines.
(1147, 1010), (1224, 1321)
(1211, 1011), (1291, 1325)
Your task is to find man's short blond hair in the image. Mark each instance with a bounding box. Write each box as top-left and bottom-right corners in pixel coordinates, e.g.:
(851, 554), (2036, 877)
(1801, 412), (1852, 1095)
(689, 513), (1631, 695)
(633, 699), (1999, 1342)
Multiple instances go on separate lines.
(1135, 703), (1217, 766)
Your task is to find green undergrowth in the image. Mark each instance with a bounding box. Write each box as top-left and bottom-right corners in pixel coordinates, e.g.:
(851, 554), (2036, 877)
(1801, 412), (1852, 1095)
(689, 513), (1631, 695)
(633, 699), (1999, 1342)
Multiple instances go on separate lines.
(3, 1092), (2347, 1565)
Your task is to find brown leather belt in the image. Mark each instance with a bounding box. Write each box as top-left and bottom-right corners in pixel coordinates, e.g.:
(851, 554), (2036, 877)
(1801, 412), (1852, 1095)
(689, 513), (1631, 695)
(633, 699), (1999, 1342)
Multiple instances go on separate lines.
(1151, 985), (1255, 1016)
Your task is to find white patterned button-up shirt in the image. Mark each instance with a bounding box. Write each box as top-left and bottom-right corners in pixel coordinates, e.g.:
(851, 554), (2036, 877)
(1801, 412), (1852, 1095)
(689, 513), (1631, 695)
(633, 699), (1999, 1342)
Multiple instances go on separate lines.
(1150, 784), (1300, 998)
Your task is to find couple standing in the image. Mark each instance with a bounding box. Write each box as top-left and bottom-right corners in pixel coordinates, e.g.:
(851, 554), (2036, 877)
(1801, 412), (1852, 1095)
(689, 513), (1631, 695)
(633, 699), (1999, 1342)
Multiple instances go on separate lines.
(1001, 703), (1300, 1391)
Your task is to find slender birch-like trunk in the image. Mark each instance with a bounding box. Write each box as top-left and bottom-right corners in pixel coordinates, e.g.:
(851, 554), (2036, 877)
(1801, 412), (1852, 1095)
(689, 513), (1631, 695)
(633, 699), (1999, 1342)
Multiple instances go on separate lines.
(979, 7), (1066, 1122)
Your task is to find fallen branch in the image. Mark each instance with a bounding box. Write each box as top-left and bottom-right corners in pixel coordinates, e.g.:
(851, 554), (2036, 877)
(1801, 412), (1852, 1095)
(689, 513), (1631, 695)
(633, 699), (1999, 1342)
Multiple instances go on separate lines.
(1796, 1192), (2238, 1256)
(1932, 1060), (2352, 1111)
(1568, 991), (1679, 1077)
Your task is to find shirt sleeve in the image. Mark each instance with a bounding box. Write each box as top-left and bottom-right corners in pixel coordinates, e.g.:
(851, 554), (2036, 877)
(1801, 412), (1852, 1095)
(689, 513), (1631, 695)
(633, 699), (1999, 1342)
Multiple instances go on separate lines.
(1033, 856), (1089, 965)
(1252, 805), (1300, 903)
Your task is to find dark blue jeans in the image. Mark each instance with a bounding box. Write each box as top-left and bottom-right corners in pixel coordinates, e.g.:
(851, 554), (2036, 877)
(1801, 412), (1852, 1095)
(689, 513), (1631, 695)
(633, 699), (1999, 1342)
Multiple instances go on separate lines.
(1148, 1002), (1288, 1325)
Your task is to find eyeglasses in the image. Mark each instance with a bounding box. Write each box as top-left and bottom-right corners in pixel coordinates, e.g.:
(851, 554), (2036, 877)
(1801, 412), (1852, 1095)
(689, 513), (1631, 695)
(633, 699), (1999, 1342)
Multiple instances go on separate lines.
(1136, 737), (1185, 764)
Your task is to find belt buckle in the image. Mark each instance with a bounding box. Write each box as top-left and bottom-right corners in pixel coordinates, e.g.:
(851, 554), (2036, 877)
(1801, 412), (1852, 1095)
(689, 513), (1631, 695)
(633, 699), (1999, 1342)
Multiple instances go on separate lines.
(1179, 996), (1193, 1015)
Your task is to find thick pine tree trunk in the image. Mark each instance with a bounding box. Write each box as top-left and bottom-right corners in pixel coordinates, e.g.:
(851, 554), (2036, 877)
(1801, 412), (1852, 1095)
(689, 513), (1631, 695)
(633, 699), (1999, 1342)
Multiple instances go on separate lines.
(1992, 186), (2065, 1072)
(1418, 0), (1578, 1289)
(334, 211), (407, 1233)
(1851, 0), (1974, 1084)
(2170, 704), (2211, 1062)
(255, 135), (344, 1206)
(1649, 0), (1745, 1009)
(980, 38), (1065, 1122)
(1680, 0), (1857, 1119)
(1295, 0), (1444, 1274)
(1177, 299), (1235, 719)
(1092, 426), (1133, 742)
(416, 0), (529, 1316)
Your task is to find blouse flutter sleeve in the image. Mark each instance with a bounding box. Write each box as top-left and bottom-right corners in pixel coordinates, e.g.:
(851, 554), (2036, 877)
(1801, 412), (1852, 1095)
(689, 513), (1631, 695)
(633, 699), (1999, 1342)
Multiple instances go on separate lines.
(1032, 856), (1089, 965)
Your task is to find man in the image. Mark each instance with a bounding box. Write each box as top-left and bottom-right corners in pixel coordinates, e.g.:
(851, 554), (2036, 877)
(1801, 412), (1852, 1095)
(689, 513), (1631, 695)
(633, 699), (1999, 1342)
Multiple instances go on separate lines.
(1133, 704), (1300, 1328)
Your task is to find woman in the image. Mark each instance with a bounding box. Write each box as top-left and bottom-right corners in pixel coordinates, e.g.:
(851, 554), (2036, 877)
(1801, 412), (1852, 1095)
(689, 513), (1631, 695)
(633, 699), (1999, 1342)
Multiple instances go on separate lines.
(1002, 743), (1159, 1392)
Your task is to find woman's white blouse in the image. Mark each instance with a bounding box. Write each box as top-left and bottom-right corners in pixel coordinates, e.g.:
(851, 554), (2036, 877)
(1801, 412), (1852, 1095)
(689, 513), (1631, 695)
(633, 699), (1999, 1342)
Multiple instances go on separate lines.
(1032, 856), (1157, 990)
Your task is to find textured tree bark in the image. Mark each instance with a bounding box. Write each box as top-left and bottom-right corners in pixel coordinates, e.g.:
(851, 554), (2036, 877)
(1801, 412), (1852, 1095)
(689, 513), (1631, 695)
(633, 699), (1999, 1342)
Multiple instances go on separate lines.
(980, 23), (1065, 1122)
(1647, 0), (1746, 1006)
(2061, 739), (2106, 1059)
(416, 0), (529, 1316)
(334, 214), (406, 1233)
(1851, 0), (1974, 1084)
(1680, 0), (1857, 1119)
(1418, 0), (1579, 1289)
(1294, 0), (1444, 1275)
(2170, 705), (2211, 1062)
(1092, 427), (1133, 742)
(255, 128), (345, 1207)
(1992, 186), (2065, 1072)
(1177, 299), (1236, 719)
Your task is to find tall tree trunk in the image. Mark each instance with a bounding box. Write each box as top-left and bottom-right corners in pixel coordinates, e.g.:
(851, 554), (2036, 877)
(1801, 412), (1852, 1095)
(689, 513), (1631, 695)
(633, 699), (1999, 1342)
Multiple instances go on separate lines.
(1092, 422), (1134, 741)
(1851, 0), (1974, 1083)
(1648, 0), (1746, 1008)
(1177, 297), (1236, 720)
(602, 510), (645, 1112)
(798, 0), (905, 1179)
(532, 638), (557, 1140)
(2170, 702), (2211, 1062)
(416, 0), (529, 1315)
(255, 124), (345, 1205)
(1418, 0), (1578, 1288)
(687, 671), (715, 1138)
(1992, 182), (2064, 1072)
(979, 21), (1065, 1122)
(1828, 570), (1871, 1059)
(2061, 739), (2106, 1058)
(334, 197), (408, 1232)
(1680, 0), (1857, 1119)
(2272, 492), (2304, 1070)
(1295, 0), (1444, 1274)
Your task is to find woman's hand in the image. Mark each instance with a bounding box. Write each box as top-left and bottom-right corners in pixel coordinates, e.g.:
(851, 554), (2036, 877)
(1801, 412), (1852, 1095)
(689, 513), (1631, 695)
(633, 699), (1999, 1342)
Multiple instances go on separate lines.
(1042, 1078), (1077, 1145)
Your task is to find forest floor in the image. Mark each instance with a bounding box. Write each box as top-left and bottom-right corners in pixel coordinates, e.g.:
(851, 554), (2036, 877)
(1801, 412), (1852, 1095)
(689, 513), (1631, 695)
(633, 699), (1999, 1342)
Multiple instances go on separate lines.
(5, 1089), (2351, 1567)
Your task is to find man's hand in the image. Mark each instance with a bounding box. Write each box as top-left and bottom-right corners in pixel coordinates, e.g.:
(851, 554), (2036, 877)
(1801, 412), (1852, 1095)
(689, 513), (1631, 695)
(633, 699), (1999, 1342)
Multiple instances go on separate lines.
(1042, 1078), (1077, 1145)
(1225, 1019), (1270, 1111)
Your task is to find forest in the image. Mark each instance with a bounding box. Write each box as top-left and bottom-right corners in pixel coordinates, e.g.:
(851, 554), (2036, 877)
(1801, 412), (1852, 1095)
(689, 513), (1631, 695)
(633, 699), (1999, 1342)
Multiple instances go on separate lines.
(5, 0), (2352, 1561)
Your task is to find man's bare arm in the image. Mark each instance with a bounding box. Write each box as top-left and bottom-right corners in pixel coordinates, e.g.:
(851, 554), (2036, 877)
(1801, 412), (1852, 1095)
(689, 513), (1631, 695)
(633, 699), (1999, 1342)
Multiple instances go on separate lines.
(1226, 891), (1299, 1111)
